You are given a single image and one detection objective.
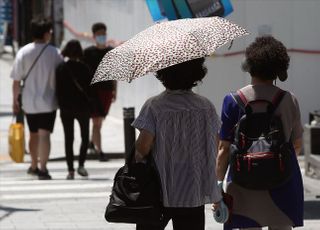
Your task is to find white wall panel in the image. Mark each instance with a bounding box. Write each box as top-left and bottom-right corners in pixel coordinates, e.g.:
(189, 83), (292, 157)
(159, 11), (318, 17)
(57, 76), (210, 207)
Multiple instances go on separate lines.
(63, 0), (320, 124)
(63, 0), (163, 119)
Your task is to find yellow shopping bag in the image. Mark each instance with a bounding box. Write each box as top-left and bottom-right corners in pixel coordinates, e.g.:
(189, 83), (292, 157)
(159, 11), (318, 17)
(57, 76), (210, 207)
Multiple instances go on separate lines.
(8, 123), (25, 163)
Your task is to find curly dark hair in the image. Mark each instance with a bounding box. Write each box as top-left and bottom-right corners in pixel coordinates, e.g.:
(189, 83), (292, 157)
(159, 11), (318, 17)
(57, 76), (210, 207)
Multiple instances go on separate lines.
(155, 58), (207, 90)
(91, 22), (107, 34)
(244, 36), (290, 81)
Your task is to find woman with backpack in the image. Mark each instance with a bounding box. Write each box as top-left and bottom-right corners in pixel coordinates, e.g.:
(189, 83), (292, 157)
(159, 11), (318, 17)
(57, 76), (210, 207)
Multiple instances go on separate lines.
(56, 39), (91, 179)
(215, 36), (304, 230)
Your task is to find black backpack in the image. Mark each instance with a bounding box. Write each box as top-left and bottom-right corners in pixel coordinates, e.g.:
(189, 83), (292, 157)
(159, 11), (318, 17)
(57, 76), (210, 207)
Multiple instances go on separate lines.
(229, 89), (292, 190)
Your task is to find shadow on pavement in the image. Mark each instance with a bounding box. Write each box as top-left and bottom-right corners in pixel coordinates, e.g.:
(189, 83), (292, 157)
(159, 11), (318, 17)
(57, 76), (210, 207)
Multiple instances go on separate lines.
(48, 153), (125, 162)
(89, 178), (112, 181)
(304, 200), (320, 219)
(0, 205), (41, 221)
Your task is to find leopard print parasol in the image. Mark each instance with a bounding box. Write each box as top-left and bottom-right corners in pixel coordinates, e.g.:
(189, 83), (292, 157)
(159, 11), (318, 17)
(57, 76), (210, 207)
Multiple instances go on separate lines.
(93, 16), (248, 83)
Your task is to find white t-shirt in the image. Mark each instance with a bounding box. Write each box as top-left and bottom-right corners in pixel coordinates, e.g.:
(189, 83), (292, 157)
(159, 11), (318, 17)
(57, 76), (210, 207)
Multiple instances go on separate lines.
(10, 42), (63, 114)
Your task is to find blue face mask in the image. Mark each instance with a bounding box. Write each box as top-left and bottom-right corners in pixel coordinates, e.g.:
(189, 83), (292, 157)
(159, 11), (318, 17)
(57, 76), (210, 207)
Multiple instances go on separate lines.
(95, 35), (106, 45)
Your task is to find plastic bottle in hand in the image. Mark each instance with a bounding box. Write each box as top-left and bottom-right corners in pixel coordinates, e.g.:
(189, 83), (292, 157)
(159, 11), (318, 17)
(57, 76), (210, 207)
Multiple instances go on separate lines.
(212, 181), (232, 223)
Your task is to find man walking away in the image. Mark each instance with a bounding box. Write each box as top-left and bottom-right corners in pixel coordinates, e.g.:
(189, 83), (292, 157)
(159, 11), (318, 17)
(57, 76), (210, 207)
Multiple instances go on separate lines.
(11, 18), (63, 180)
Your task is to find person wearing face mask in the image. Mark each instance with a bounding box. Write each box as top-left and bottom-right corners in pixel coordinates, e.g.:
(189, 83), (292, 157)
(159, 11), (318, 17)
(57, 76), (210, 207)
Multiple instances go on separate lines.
(83, 22), (117, 162)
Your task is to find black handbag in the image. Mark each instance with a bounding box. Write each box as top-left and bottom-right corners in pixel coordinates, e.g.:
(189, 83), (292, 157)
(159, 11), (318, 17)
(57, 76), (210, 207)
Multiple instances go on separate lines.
(105, 146), (163, 224)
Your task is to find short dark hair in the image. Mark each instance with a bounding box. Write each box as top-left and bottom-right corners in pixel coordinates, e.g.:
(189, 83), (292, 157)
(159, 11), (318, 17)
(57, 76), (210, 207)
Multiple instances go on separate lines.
(91, 22), (107, 34)
(30, 18), (52, 39)
(61, 39), (83, 59)
(156, 58), (207, 90)
(244, 36), (290, 81)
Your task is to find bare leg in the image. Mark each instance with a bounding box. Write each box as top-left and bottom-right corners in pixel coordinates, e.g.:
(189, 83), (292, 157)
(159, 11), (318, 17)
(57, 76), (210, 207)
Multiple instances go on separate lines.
(91, 116), (104, 153)
(38, 129), (51, 171)
(29, 132), (38, 169)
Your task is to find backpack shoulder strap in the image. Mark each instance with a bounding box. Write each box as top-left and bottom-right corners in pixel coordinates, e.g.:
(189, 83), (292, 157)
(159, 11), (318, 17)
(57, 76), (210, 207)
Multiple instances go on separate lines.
(271, 89), (287, 112)
(230, 90), (247, 111)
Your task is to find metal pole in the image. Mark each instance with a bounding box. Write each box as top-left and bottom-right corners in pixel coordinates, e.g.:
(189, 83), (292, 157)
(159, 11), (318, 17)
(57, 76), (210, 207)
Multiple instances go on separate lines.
(123, 107), (136, 162)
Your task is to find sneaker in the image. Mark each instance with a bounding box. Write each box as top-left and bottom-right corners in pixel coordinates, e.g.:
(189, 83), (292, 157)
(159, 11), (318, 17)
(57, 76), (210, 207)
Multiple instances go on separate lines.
(99, 152), (109, 162)
(38, 170), (52, 180)
(88, 141), (98, 155)
(77, 166), (88, 177)
(66, 171), (75, 180)
(27, 166), (39, 176)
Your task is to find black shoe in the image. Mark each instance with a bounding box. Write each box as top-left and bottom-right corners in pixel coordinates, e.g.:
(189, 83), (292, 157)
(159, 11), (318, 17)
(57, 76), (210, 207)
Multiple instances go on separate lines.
(99, 152), (109, 162)
(77, 167), (88, 177)
(27, 166), (39, 176)
(38, 170), (52, 180)
(88, 142), (98, 155)
(88, 141), (94, 149)
(66, 171), (75, 180)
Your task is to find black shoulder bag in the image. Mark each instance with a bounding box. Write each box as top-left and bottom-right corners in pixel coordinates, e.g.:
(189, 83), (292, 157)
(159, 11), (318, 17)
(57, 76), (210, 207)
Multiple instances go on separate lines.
(66, 66), (91, 102)
(105, 146), (163, 224)
(65, 65), (102, 113)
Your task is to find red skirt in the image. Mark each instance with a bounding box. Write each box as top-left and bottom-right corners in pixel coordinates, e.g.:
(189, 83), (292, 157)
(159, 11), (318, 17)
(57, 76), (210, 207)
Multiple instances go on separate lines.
(91, 90), (114, 118)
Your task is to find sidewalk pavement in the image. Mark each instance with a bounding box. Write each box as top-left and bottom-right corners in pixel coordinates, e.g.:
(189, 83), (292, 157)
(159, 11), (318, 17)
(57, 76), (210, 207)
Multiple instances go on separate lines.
(0, 111), (126, 161)
(0, 156), (320, 230)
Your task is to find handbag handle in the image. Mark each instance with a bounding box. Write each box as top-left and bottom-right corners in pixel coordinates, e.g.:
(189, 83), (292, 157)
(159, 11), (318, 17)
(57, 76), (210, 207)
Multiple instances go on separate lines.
(125, 144), (136, 165)
(125, 144), (153, 168)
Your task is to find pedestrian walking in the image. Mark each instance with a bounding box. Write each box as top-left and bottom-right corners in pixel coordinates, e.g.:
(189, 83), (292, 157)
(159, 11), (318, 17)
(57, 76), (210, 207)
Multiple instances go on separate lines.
(133, 58), (222, 230)
(90, 17), (248, 228)
(215, 36), (304, 229)
(83, 22), (117, 162)
(11, 17), (63, 180)
(56, 39), (91, 179)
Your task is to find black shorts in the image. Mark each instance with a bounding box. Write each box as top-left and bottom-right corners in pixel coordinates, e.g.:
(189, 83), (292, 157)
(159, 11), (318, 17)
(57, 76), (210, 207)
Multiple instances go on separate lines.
(26, 111), (57, 133)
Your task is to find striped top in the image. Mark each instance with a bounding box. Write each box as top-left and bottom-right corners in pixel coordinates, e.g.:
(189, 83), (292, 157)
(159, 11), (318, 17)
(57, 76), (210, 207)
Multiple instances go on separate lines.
(132, 90), (222, 207)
